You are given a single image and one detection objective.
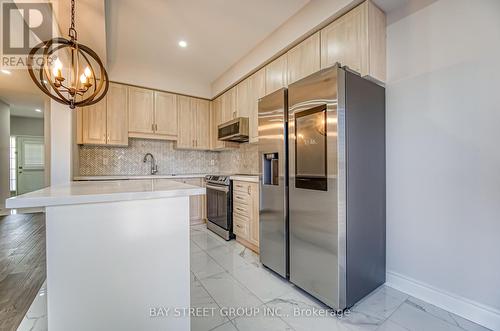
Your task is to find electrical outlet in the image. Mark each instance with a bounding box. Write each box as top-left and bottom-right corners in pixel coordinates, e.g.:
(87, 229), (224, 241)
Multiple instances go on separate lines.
(210, 159), (215, 166)
(102, 158), (109, 166)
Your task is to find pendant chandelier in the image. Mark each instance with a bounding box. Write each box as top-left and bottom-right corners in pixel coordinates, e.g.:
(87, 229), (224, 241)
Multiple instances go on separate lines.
(27, 0), (108, 109)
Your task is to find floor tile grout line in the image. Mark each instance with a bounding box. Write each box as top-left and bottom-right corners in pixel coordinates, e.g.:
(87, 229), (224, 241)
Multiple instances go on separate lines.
(375, 295), (411, 330)
(402, 296), (489, 331)
(193, 276), (231, 331)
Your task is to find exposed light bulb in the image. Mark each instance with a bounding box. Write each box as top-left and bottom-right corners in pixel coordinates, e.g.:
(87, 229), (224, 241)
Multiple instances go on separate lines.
(80, 73), (87, 84)
(54, 58), (63, 70)
(178, 40), (187, 48)
(53, 58), (63, 78)
(84, 66), (92, 77)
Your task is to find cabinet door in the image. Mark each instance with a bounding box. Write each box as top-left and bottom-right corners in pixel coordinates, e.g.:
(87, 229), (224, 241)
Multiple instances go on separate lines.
(287, 32), (320, 84)
(221, 87), (237, 122)
(106, 83), (128, 146)
(128, 86), (154, 134)
(248, 183), (260, 246)
(177, 95), (195, 149)
(183, 178), (203, 223)
(194, 99), (210, 150)
(265, 54), (287, 94)
(82, 98), (107, 145)
(321, 4), (363, 73)
(154, 91), (178, 138)
(249, 68), (266, 143)
(210, 98), (220, 149)
(236, 77), (251, 120)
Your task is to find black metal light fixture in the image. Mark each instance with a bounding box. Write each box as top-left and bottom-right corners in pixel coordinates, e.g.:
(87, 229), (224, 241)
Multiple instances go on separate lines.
(27, 0), (108, 109)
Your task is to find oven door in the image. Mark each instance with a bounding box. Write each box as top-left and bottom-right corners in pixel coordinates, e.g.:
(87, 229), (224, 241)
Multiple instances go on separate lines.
(206, 183), (230, 230)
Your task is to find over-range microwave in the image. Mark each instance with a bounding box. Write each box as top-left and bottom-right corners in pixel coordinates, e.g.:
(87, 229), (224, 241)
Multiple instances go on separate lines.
(218, 117), (249, 142)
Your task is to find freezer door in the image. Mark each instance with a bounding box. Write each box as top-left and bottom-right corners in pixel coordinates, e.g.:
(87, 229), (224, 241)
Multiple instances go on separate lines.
(258, 88), (288, 278)
(288, 66), (346, 308)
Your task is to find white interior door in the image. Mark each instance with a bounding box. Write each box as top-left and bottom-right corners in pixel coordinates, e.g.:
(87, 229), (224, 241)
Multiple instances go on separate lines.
(16, 136), (45, 195)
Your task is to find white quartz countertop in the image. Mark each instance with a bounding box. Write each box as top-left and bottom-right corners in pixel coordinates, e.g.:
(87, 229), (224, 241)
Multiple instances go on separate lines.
(6, 179), (206, 209)
(74, 174), (208, 181)
(229, 175), (259, 183)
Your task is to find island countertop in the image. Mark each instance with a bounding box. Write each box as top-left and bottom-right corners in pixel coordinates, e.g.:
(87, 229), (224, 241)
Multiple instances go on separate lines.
(6, 179), (206, 209)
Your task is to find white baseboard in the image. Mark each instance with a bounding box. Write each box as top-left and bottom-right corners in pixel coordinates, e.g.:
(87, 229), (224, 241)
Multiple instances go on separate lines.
(386, 270), (500, 330)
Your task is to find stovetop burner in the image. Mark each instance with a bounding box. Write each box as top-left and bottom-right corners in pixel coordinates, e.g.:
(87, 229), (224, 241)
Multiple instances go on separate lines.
(205, 175), (230, 186)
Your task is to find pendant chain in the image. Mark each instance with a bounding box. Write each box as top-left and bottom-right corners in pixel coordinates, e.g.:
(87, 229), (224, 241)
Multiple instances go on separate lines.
(70, 0), (75, 29)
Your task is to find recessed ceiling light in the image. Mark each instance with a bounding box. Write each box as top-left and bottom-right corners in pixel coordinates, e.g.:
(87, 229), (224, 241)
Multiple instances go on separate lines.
(1, 69), (11, 75)
(35, 109), (42, 112)
(178, 40), (187, 48)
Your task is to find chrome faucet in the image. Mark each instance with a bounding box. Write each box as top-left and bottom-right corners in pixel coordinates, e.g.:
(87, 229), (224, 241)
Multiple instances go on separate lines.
(143, 153), (158, 175)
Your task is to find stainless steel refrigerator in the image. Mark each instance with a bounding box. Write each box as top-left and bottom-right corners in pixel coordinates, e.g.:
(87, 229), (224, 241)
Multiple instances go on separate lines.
(258, 88), (288, 278)
(259, 64), (386, 310)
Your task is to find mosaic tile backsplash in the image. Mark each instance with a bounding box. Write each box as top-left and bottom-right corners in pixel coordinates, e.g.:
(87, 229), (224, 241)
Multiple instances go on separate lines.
(78, 138), (259, 176)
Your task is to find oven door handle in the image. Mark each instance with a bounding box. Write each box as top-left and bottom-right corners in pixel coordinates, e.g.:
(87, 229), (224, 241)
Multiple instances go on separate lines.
(206, 184), (230, 193)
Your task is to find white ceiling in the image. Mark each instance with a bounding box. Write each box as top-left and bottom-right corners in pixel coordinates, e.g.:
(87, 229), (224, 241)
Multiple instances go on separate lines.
(372, 0), (409, 12)
(0, 68), (45, 118)
(105, 0), (310, 98)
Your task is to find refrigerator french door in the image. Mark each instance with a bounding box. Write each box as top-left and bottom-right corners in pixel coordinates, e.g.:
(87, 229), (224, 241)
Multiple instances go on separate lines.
(258, 88), (288, 278)
(288, 65), (386, 309)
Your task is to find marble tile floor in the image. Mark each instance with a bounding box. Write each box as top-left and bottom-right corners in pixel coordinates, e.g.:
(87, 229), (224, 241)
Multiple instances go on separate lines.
(17, 224), (490, 331)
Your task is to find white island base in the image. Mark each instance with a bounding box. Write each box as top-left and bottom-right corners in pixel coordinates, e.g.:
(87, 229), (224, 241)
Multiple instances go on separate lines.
(6, 180), (205, 331)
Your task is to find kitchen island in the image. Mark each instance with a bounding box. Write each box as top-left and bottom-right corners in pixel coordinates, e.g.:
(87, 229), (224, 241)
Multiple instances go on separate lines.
(6, 179), (205, 331)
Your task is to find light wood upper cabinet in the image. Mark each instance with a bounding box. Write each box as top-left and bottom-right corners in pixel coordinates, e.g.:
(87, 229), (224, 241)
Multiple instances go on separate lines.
(78, 83), (129, 146)
(210, 97), (222, 150)
(236, 68), (266, 144)
(106, 83), (128, 146)
(195, 99), (210, 150)
(210, 97), (239, 150)
(176, 96), (210, 150)
(250, 68), (266, 143)
(177, 95), (195, 149)
(129, 87), (179, 141)
(82, 98), (107, 145)
(321, 0), (386, 82)
(265, 54), (287, 94)
(287, 32), (321, 85)
(236, 78), (251, 119)
(128, 86), (154, 135)
(154, 91), (177, 139)
(221, 87), (237, 122)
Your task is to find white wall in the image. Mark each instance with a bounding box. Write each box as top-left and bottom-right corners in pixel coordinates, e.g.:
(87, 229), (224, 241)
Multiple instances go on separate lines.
(10, 116), (44, 136)
(386, 0), (500, 328)
(49, 101), (72, 185)
(0, 100), (10, 214)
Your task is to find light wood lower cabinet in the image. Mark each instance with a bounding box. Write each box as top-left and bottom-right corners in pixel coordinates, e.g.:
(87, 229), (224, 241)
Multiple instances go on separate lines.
(232, 180), (259, 251)
(176, 178), (205, 225)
